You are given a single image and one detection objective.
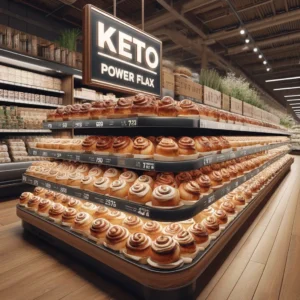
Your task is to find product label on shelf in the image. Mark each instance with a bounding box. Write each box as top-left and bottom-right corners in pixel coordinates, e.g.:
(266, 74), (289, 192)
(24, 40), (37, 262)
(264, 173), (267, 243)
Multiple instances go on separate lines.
(230, 97), (243, 114)
(83, 5), (162, 96)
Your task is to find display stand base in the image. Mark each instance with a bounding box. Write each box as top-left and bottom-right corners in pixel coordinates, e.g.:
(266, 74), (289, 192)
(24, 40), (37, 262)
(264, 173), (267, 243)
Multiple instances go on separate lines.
(17, 162), (292, 300)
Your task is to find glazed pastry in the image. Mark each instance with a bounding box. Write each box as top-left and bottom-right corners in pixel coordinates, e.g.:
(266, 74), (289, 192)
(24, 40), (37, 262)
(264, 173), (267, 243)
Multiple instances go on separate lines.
(142, 221), (163, 240)
(150, 235), (181, 264)
(178, 137), (197, 158)
(132, 136), (154, 158)
(27, 196), (41, 212)
(196, 174), (212, 194)
(213, 209), (228, 225)
(199, 166), (212, 175)
(178, 99), (199, 116)
(70, 139), (83, 152)
(68, 172), (83, 188)
(81, 202), (98, 214)
(95, 136), (114, 154)
(119, 171), (138, 188)
(110, 179), (129, 199)
(48, 203), (66, 223)
(125, 232), (152, 260)
(37, 198), (53, 217)
(211, 163), (221, 171)
(218, 137), (231, 150)
(93, 205), (110, 219)
(155, 173), (177, 188)
(106, 210), (126, 225)
(157, 96), (179, 117)
(208, 136), (223, 152)
(93, 177), (111, 195)
(89, 218), (111, 243)
(90, 101), (105, 119)
(76, 164), (90, 176)
(114, 97), (133, 116)
(80, 175), (95, 191)
(155, 138), (179, 160)
(104, 225), (129, 251)
(47, 168), (59, 182)
(188, 223), (209, 246)
(113, 136), (134, 156)
(189, 169), (202, 180)
(71, 212), (94, 236)
(201, 216), (220, 237)
(81, 136), (98, 153)
(220, 168), (231, 183)
(122, 215), (144, 233)
(175, 172), (192, 186)
(19, 192), (33, 207)
(209, 171), (223, 187)
(232, 192), (246, 211)
(88, 166), (104, 179)
(61, 207), (77, 227)
(56, 172), (69, 186)
(152, 185), (180, 207)
(103, 168), (121, 183)
(69, 104), (82, 120)
(128, 183), (152, 204)
(67, 198), (82, 210)
(194, 136), (213, 154)
(173, 231), (197, 256)
(102, 99), (115, 116)
(227, 165), (238, 179)
(179, 181), (201, 201)
(131, 93), (156, 116)
(162, 223), (184, 236)
(143, 170), (157, 180)
(134, 175), (154, 189)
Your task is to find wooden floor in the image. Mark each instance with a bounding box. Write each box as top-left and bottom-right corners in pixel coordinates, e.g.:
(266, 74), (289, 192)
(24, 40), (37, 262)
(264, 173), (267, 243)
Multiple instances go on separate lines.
(1, 156), (300, 300)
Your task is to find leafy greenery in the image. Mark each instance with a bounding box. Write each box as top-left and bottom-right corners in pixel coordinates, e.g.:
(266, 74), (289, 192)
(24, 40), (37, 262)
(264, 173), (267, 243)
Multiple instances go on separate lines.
(56, 29), (81, 52)
(280, 115), (294, 128)
(199, 69), (223, 92)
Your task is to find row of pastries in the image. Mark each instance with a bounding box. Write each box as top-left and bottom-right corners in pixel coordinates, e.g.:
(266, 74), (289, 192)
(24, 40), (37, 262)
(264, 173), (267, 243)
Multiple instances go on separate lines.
(19, 155), (293, 269)
(25, 149), (285, 208)
(46, 95), (282, 131)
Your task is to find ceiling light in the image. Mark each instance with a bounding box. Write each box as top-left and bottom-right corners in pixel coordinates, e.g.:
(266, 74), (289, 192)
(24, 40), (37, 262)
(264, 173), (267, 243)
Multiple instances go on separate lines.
(266, 76), (300, 83)
(263, 60), (267, 65)
(267, 68), (271, 72)
(284, 95), (300, 97)
(259, 54), (263, 59)
(245, 38), (250, 44)
(274, 87), (300, 91)
(289, 103), (300, 106)
(287, 99), (300, 101)
(240, 29), (246, 35)
(253, 47), (258, 52)
(291, 106), (300, 109)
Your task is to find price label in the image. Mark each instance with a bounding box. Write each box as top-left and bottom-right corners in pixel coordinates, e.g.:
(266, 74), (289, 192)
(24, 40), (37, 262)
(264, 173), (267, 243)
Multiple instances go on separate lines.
(234, 181), (239, 188)
(204, 156), (213, 166)
(33, 180), (39, 186)
(83, 193), (89, 200)
(62, 122), (68, 128)
(47, 123), (52, 129)
(45, 183), (51, 189)
(208, 194), (215, 204)
(75, 155), (80, 161)
(225, 186), (231, 193)
(200, 120), (207, 128)
(60, 187), (67, 194)
(74, 122), (82, 128)
(217, 154), (225, 162)
(229, 152), (236, 159)
(56, 153), (62, 158)
(96, 121), (104, 127)
(32, 150), (37, 156)
(96, 157), (103, 164)
(142, 162), (155, 170)
(137, 207), (150, 218)
(105, 199), (117, 208)
(22, 175), (27, 182)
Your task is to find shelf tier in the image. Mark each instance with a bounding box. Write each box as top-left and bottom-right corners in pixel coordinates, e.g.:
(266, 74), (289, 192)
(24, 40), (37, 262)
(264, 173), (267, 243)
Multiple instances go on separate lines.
(0, 161), (32, 183)
(0, 79), (65, 94)
(74, 96), (97, 101)
(0, 129), (52, 133)
(0, 97), (62, 108)
(28, 142), (289, 172)
(22, 152), (289, 222)
(16, 159), (292, 297)
(43, 117), (290, 135)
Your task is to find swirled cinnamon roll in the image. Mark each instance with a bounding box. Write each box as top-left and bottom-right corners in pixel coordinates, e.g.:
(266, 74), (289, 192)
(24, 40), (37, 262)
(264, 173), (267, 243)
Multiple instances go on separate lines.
(179, 181), (201, 201)
(219, 200), (236, 216)
(120, 171), (138, 187)
(201, 216), (220, 235)
(173, 230), (197, 255)
(27, 196), (41, 212)
(76, 164), (90, 176)
(114, 97), (133, 115)
(112, 136), (133, 156)
(178, 99), (199, 116)
(213, 209), (228, 225)
(71, 212), (93, 235)
(19, 192), (33, 207)
(70, 139), (83, 151)
(104, 225), (129, 251)
(61, 207), (77, 227)
(157, 96), (179, 117)
(89, 218), (111, 240)
(150, 235), (181, 264)
(48, 203), (66, 223)
(125, 232), (152, 258)
(81, 136), (98, 153)
(81, 202), (98, 214)
(88, 166), (104, 179)
(122, 215), (144, 233)
(95, 136), (114, 154)
(93, 177), (111, 195)
(196, 174), (212, 193)
(106, 210), (126, 225)
(227, 165), (238, 179)
(199, 166), (212, 175)
(162, 223), (184, 236)
(134, 175), (154, 189)
(155, 173), (177, 188)
(47, 168), (60, 182)
(220, 168), (231, 182)
(90, 101), (105, 119)
(132, 93), (157, 116)
(69, 104), (82, 120)
(209, 171), (223, 187)
(67, 198), (82, 210)
(128, 183), (152, 204)
(208, 136), (223, 152)
(68, 172), (83, 188)
(110, 179), (129, 199)
(155, 138), (179, 159)
(178, 137), (197, 156)
(194, 136), (213, 153)
(142, 221), (162, 240)
(188, 223), (209, 245)
(152, 185), (180, 207)
(218, 136), (231, 149)
(37, 198), (53, 217)
(80, 175), (95, 191)
(102, 99), (115, 116)
(103, 168), (121, 183)
(175, 172), (193, 186)
(78, 102), (92, 119)
(232, 192), (246, 210)
(93, 205), (110, 219)
(132, 136), (154, 157)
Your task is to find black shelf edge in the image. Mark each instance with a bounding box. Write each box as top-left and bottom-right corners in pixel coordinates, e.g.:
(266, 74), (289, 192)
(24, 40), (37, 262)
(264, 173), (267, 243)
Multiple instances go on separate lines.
(0, 97), (61, 108)
(22, 152), (289, 222)
(28, 142), (289, 172)
(42, 117), (290, 135)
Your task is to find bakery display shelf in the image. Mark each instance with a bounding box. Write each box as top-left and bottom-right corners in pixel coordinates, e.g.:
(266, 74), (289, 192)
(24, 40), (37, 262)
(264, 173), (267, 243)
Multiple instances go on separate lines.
(28, 141), (289, 172)
(0, 161), (32, 183)
(17, 159), (292, 299)
(0, 79), (65, 94)
(0, 97), (62, 108)
(22, 151), (288, 222)
(42, 117), (290, 135)
(0, 129), (52, 133)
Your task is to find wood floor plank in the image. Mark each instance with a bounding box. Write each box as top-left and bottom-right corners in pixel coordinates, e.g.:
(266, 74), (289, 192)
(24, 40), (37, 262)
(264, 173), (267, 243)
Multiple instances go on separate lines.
(279, 235), (300, 300)
(228, 261), (265, 300)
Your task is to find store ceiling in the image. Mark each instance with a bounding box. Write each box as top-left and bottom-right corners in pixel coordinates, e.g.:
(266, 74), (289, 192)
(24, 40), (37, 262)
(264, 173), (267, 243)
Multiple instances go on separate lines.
(13, 0), (300, 120)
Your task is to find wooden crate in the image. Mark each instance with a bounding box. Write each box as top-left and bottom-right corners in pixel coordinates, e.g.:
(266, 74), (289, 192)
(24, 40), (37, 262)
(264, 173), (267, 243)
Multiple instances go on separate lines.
(162, 70), (175, 91)
(203, 86), (221, 108)
(175, 75), (202, 102)
(243, 102), (253, 117)
(222, 94), (230, 111)
(230, 97), (243, 114)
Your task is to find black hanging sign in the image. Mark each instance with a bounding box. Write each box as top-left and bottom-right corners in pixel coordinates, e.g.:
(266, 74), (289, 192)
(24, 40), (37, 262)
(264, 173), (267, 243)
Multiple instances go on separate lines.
(83, 5), (162, 96)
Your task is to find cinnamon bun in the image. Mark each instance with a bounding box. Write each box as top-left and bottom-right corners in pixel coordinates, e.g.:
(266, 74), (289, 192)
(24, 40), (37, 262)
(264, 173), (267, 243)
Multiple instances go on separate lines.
(201, 216), (220, 237)
(48, 203), (66, 223)
(119, 171), (138, 188)
(179, 181), (201, 201)
(142, 221), (163, 240)
(89, 218), (111, 243)
(134, 175), (154, 189)
(132, 136), (154, 158)
(37, 198), (53, 217)
(68, 172), (83, 188)
(80, 175), (95, 191)
(81, 136), (98, 153)
(125, 232), (152, 260)
(103, 168), (121, 183)
(93, 205), (110, 219)
(104, 225), (129, 251)
(175, 172), (192, 186)
(196, 174), (212, 194)
(27, 196), (41, 212)
(155, 138), (179, 160)
(81, 202), (98, 215)
(220, 168), (231, 183)
(178, 136), (197, 158)
(188, 223), (209, 246)
(174, 230), (197, 256)
(95, 136), (114, 154)
(112, 136), (133, 156)
(208, 136), (223, 152)
(122, 215), (144, 233)
(162, 223), (184, 236)
(128, 183), (152, 204)
(152, 185), (180, 207)
(178, 99), (199, 116)
(213, 209), (228, 226)
(67, 198), (82, 210)
(56, 171), (69, 186)
(88, 166), (104, 179)
(114, 97), (133, 116)
(155, 173), (177, 189)
(71, 211), (94, 236)
(106, 210), (126, 225)
(76, 164), (90, 176)
(110, 179), (129, 199)
(194, 136), (213, 154)
(131, 93), (156, 116)
(61, 207), (77, 227)
(19, 192), (33, 207)
(209, 170), (223, 187)
(93, 177), (111, 195)
(157, 96), (179, 117)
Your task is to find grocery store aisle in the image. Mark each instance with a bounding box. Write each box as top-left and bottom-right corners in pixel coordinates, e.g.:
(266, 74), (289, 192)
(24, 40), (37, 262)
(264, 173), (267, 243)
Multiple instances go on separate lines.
(0, 156), (299, 300)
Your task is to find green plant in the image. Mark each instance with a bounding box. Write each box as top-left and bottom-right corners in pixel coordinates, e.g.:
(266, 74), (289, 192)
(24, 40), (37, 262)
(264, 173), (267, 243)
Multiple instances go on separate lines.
(56, 28), (81, 52)
(199, 69), (223, 92)
(280, 115), (294, 128)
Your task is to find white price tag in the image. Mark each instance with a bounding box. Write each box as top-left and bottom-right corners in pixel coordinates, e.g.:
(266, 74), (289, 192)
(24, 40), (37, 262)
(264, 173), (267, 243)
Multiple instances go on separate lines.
(45, 183), (51, 189)
(137, 207), (150, 217)
(32, 150), (37, 155)
(208, 194), (215, 204)
(22, 175), (27, 181)
(200, 120), (207, 128)
(204, 156), (213, 166)
(56, 153), (62, 158)
(142, 162), (155, 170)
(96, 157), (103, 163)
(83, 193), (89, 200)
(74, 122), (82, 128)
(47, 123), (52, 129)
(105, 199), (117, 208)
(33, 180), (39, 186)
(60, 187), (67, 193)
(62, 122), (68, 128)
(96, 121), (104, 127)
